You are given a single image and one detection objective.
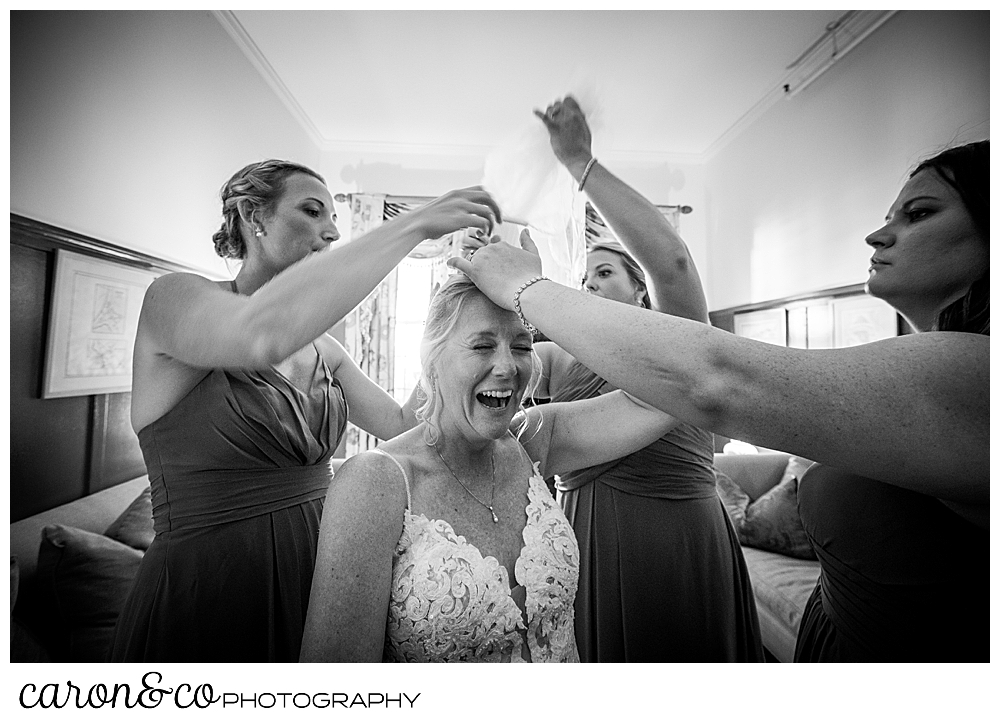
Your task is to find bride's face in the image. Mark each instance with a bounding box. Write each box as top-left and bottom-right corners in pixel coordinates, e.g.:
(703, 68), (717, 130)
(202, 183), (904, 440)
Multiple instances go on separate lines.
(433, 294), (534, 442)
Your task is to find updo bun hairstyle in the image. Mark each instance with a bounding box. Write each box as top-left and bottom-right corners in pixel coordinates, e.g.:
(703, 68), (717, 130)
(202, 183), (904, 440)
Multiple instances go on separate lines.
(211, 159), (325, 260)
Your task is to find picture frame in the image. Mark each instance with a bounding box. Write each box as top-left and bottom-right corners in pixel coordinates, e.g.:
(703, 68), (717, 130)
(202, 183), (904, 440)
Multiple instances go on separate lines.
(733, 308), (787, 347)
(42, 250), (161, 398)
(831, 295), (899, 348)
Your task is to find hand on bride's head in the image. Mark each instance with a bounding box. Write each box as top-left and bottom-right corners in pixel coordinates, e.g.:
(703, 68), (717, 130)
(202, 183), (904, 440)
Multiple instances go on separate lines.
(448, 228), (543, 310)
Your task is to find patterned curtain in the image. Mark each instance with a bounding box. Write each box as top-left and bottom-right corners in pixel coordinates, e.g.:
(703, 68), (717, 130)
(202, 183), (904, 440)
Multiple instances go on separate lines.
(343, 194), (397, 455)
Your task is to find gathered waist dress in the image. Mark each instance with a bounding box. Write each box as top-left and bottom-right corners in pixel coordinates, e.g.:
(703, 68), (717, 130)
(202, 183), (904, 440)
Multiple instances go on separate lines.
(109, 345), (347, 662)
(553, 359), (763, 662)
(795, 464), (988, 662)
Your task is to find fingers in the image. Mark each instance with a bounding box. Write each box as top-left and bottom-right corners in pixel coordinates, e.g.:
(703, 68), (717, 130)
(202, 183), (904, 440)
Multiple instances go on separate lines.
(519, 229), (540, 256)
(447, 187), (502, 233)
(447, 256), (471, 275)
(467, 188), (502, 231)
(459, 229), (489, 257)
(533, 108), (553, 130)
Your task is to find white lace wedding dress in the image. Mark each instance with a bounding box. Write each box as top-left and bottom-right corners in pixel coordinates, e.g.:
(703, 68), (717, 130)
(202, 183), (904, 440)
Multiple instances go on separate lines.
(373, 449), (580, 663)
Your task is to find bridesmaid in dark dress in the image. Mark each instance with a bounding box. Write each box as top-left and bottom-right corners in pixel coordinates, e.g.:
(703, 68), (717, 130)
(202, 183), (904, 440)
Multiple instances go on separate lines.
(110, 160), (500, 662)
(454, 140), (988, 663)
(523, 96), (761, 662)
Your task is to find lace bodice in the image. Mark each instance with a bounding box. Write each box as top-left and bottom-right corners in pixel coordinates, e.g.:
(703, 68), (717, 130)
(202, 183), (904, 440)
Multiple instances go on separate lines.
(373, 450), (580, 663)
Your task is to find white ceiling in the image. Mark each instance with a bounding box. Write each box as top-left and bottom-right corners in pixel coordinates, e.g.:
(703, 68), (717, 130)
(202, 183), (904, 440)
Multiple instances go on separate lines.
(222, 9), (852, 161)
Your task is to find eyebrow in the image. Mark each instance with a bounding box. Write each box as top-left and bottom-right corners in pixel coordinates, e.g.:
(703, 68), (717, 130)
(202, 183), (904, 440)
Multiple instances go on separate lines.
(904, 195), (939, 205)
(466, 330), (532, 344)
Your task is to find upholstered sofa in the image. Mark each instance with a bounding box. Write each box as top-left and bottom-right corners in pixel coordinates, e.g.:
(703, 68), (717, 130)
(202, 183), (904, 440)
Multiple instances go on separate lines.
(713, 452), (822, 663)
(11, 475), (152, 662)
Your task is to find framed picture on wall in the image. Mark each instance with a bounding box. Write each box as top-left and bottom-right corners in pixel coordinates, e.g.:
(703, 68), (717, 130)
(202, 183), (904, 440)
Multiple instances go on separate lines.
(733, 308), (787, 346)
(42, 250), (161, 398)
(831, 295), (899, 348)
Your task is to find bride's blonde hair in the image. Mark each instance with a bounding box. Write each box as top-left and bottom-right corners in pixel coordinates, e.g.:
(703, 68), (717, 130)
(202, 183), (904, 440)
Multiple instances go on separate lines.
(414, 274), (541, 446)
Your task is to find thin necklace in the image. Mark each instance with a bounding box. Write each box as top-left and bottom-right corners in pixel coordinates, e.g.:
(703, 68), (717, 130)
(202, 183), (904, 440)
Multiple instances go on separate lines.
(433, 445), (498, 524)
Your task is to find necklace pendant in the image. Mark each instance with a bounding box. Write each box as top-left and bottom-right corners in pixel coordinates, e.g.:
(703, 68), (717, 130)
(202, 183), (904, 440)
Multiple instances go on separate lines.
(490, 508), (499, 524)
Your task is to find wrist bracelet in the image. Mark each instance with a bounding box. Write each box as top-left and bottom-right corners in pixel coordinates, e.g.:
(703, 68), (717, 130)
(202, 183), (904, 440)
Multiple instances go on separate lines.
(578, 157), (598, 191)
(512, 276), (548, 335)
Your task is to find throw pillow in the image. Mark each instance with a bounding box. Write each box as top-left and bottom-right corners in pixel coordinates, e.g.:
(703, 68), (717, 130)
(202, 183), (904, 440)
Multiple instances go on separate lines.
(739, 456), (817, 560)
(104, 487), (154, 550)
(36, 524), (143, 662)
(715, 470), (750, 528)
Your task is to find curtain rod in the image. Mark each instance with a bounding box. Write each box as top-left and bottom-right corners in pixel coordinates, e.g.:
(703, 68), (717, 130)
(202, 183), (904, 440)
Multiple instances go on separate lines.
(333, 193), (432, 205)
(335, 193), (692, 214)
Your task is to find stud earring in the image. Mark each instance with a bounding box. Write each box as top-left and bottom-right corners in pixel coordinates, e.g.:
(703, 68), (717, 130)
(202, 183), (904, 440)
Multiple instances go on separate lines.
(254, 227), (263, 238)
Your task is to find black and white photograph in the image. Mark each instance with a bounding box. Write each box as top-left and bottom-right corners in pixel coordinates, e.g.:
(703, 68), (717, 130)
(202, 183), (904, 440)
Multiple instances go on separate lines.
(9, 7), (989, 720)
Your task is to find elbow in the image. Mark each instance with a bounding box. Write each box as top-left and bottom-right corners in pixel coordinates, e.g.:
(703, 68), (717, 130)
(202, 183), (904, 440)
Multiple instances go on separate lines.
(685, 374), (730, 430)
(681, 341), (744, 430)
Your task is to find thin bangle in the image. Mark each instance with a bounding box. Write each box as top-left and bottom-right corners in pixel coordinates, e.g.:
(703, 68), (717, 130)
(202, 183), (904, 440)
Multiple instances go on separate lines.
(512, 276), (548, 335)
(578, 157), (598, 191)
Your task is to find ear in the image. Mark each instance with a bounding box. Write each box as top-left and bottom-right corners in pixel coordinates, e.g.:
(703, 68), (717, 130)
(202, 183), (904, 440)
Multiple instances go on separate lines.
(236, 199), (259, 229)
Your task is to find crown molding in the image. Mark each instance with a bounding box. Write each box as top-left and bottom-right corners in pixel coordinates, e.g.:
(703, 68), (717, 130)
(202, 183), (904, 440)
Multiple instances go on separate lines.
(212, 10), (326, 149)
(218, 10), (895, 167)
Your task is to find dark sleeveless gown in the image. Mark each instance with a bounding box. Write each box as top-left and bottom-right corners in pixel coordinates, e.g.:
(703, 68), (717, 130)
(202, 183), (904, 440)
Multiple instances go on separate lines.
(109, 348), (347, 662)
(794, 464), (988, 662)
(553, 361), (763, 662)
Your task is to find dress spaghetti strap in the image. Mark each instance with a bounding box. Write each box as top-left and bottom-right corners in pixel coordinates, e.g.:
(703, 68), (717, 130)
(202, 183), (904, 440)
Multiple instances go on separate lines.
(371, 448), (412, 510)
(508, 430), (536, 469)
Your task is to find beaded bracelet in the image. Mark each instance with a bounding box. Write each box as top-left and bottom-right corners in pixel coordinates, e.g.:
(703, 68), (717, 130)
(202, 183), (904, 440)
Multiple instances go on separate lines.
(512, 276), (548, 335)
(578, 157), (598, 191)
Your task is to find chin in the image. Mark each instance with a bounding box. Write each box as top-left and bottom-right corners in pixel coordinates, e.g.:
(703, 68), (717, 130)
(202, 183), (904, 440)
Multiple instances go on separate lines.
(864, 273), (888, 301)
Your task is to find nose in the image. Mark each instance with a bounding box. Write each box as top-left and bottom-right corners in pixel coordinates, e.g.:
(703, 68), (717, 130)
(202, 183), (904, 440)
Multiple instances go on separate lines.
(865, 222), (893, 249)
(584, 277), (599, 293)
(492, 347), (517, 378)
(323, 221), (340, 244)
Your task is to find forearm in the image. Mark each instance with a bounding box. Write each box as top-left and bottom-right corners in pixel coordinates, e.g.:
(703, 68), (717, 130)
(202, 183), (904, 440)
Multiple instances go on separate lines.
(244, 214), (424, 363)
(517, 280), (724, 427)
(571, 161), (708, 322)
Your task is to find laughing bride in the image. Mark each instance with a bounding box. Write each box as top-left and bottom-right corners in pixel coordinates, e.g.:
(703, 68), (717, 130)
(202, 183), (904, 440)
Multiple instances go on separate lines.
(300, 269), (677, 662)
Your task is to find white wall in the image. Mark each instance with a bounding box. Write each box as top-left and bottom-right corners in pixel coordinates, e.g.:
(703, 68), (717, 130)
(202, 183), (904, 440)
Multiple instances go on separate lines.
(704, 10), (989, 310)
(11, 11), (321, 277)
(320, 147), (708, 293)
(12, 11), (984, 309)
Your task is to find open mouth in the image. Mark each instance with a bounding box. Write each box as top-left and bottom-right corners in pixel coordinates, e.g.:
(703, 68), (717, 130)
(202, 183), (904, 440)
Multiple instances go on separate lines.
(476, 390), (513, 409)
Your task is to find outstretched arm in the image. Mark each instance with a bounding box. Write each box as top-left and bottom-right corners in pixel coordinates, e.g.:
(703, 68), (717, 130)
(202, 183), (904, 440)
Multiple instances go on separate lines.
(299, 453), (407, 662)
(520, 390), (679, 479)
(139, 188), (501, 371)
(450, 237), (989, 506)
(535, 96), (708, 323)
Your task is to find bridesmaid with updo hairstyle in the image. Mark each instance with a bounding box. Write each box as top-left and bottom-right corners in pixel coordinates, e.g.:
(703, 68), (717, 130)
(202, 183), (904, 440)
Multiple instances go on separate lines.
(109, 159), (501, 662)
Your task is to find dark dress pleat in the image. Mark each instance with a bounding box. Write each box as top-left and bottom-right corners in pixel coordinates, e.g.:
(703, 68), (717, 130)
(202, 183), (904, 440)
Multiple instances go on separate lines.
(794, 464), (988, 662)
(109, 350), (347, 662)
(554, 360), (764, 662)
